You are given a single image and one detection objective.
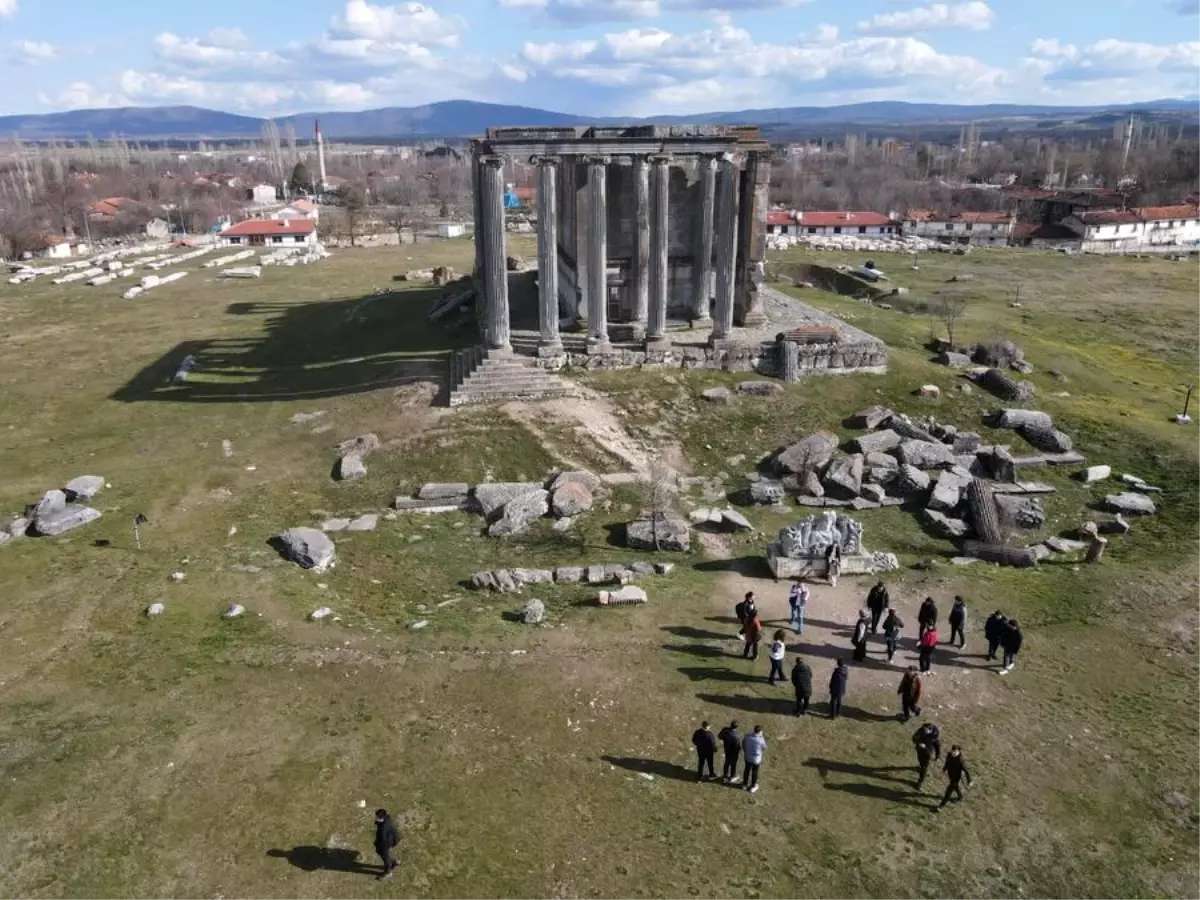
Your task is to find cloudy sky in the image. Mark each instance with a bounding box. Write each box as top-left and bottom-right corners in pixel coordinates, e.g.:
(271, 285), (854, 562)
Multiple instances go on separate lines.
(1, 0), (1197, 117)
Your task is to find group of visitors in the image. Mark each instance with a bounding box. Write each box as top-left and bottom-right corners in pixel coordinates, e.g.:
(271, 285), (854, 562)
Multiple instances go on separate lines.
(691, 720), (768, 793)
(910, 723), (973, 809)
(984, 609), (1025, 674)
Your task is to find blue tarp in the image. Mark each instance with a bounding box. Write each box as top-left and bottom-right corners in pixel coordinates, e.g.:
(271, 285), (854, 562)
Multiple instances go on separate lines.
(503, 191), (521, 209)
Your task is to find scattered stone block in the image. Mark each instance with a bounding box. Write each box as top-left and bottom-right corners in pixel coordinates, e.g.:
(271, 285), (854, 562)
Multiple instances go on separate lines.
(865, 451), (899, 470)
(1120, 473), (1163, 494)
(860, 484), (887, 503)
(654, 562), (674, 574)
(309, 606), (333, 620)
(409, 620), (429, 630)
(917, 384), (941, 398)
(801, 469), (825, 497)
(995, 494), (1046, 529)
(823, 454), (865, 498)
(553, 517), (574, 532)
(337, 453), (367, 481)
(975, 368), (1035, 402)
(418, 482), (469, 500)
(626, 510), (691, 551)
(597, 585), (648, 606)
(31, 505), (101, 536)
(986, 446), (1017, 483)
(473, 482), (544, 519)
(551, 482), (594, 517)
(549, 470), (602, 493)
(585, 565), (608, 584)
(689, 508), (712, 524)
(895, 439), (956, 469)
(888, 414), (940, 444)
(719, 508), (753, 531)
(849, 429), (902, 455)
(1103, 493), (1157, 516)
(276, 527), (336, 572)
(338, 433), (380, 458)
(64, 475), (105, 500)
(775, 431), (839, 475)
(736, 380), (784, 396)
(520, 598), (545, 624)
(6, 516), (29, 537)
(631, 562), (656, 576)
(31, 489), (68, 519)
(893, 464), (931, 494)
(488, 489), (550, 537)
(554, 566), (585, 583)
(1095, 515), (1130, 535)
(223, 604), (246, 619)
(938, 352), (972, 367)
(512, 568), (554, 585)
(1074, 466), (1111, 484)
(1045, 537), (1088, 553)
(921, 508), (971, 539)
(989, 409), (1053, 430)
(961, 540), (1039, 567)
(322, 518), (351, 532)
(493, 570), (518, 593)
(846, 406), (894, 430)
(346, 514), (379, 532)
(701, 387), (732, 404)
(749, 479), (786, 505)
(952, 432), (981, 454)
(1028, 543), (1052, 562)
(145, 602), (166, 616)
(1019, 422), (1074, 453)
(928, 469), (971, 512)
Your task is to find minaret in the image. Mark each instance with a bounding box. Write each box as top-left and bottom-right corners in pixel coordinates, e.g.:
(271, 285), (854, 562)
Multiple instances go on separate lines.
(315, 119), (328, 193)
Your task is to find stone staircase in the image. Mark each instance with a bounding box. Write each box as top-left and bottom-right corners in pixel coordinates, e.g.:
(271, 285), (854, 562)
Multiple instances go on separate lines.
(446, 346), (575, 406)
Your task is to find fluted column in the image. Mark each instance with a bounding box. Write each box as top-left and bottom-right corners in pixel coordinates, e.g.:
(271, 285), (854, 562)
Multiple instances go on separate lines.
(585, 155), (611, 353)
(646, 153), (671, 348)
(693, 154), (716, 325)
(631, 156), (650, 337)
(471, 148), (483, 279)
(479, 154), (510, 352)
(534, 156), (562, 355)
(711, 153), (740, 343)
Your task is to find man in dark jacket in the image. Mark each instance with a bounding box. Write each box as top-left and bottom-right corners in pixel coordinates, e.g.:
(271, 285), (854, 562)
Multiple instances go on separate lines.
(828, 659), (849, 719)
(898, 666), (922, 722)
(918, 597), (938, 638)
(1000, 619), (1023, 674)
(791, 656), (813, 716)
(937, 745), (972, 810)
(882, 609), (904, 663)
(692, 720), (717, 780)
(912, 723), (941, 790)
(866, 581), (890, 633)
(948, 596), (967, 648)
(984, 610), (1007, 660)
(717, 720), (742, 783)
(374, 808), (399, 880)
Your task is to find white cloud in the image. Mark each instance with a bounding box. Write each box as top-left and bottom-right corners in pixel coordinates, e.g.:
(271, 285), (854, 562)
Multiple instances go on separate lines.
(330, 0), (464, 46)
(1028, 36), (1200, 82)
(0, 0), (15, 19)
(4, 39), (56, 63)
(498, 63), (528, 81)
(206, 27), (253, 49)
(858, 2), (995, 35)
(497, 0), (804, 22)
(38, 81), (129, 109)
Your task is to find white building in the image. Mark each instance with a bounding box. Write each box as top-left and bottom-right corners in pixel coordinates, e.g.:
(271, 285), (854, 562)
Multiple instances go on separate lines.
(766, 209), (900, 237)
(903, 210), (1014, 246)
(436, 222), (465, 238)
(250, 183), (279, 205)
(1063, 205), (1200, 251)
(220, 218), (316, 248)
(274, 199), (319, 222)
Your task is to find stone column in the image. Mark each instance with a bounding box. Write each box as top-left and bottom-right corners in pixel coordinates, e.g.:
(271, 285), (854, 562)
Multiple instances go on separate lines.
(711, 154), (740, 343)
(585, 155), (611, 353)
(534, 156), (561, 355)
(479, 154), (510, 352)
(646, 153), (671, 349)
(736, 151), (769, 327)
(470, 148), (483, 278)
(692, 154), (716, 325)
(631, 156), (650, 339)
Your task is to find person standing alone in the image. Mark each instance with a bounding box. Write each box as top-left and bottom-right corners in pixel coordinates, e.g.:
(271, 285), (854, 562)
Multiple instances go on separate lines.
(937, 745), (972, 810)
(373, 808), (399, 881)
(851, 609), (870, 662)
(791, 656), (813, 716)
(718, 720), (742, 783)
(898, 666), (923, 721)
(1000, 618), (1023, 674)
(742, 725), (767, 794)
(692, 720), (717, 780)
(866, 581), (890, 633)
(828, 659), (849, 719)
(742, 611), (764, 661)
(788, 579), (809, 635)
(948, 596), (968, 648)
(767, 630), (787, 685)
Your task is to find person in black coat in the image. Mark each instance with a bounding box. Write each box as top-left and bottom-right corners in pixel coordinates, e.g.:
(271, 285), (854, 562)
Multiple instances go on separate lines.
(918, 597), (938, 638)
(791, 656), (813, 716)
(866, 581), (890, 633)
(692, 720), (717, 780)
(851, 610), (870, 662)
(912, 722), (941, 790)
(937, 745), (972, 810)
(948, 596), (967, 648)
(717, 720), (742, 783)
(374, 809), (399, 880)
(1000, 618), (1023, 673)
(882, 609), (904, 663)
(984, 611), (1007, 660)
(828, 659), (849, 719)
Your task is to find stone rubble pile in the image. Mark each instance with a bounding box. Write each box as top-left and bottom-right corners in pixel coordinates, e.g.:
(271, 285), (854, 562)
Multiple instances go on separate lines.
(471, 560), (674, 592)
(1, 475), (106, 545)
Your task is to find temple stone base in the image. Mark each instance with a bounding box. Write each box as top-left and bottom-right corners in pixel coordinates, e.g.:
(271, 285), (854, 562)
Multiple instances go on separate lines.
(766, 542), (900, 580)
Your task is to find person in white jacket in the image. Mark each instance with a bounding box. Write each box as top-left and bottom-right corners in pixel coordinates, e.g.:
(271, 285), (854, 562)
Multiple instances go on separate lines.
(741, 726), (767, 793)
(767, 630), (787, 685)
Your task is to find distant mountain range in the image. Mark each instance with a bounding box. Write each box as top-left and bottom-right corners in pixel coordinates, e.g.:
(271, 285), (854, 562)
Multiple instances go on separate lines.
(0, 98), (1196, 141)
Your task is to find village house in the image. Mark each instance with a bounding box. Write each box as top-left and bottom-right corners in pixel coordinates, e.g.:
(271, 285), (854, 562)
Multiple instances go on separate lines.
(87, 196), (142, 220)
(219, 218), (316, 248)
(902, 209), (1014, 246)
(766, 209), (900, 237)
(34, 234), (87, 259)
(249, 183), (278, 205)
(1063, 205), (1200, 251)
(273, 198), (319, 221)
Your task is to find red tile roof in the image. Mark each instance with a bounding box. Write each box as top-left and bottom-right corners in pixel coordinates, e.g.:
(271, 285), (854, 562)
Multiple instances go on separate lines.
(1136, 204), (1200, 222)
(796, 211), (894, 227)
(87, 196), (140, 217)
(223, 218), (316, 237)
(766, 210), (794, 226)
(954, 211), (1012, 225)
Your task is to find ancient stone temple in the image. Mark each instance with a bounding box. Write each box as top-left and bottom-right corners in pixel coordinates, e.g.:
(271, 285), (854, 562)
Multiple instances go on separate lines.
(469, 125), (773, 355)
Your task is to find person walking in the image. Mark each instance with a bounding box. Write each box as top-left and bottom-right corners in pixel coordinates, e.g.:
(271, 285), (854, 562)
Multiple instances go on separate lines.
(828, 659), (849, 719)
(898, 666), (923, 721)
(984, 610), (1007, 661)
(734, 592), (756, 630)
(692, 720), (717, 780)
(937, 745), (972, 810)
(742, 612), (763, 661)
(918, 624), (938, 674)
(767, 630), (787, 685)
(825, 542), (842, 586)
(742, 725), (767, 794)
(999, 618), (1023, 674)
(866, 581), (890, 633)
(882, 609), (904, 663)
(791, 656), (813, 716)
(373, 808), (400, 881)
(717, 720), (742, 783)
(948, 596), (968, 648)
(788, 579), (809, 635)
(851, 609), (870, 662)
(918, 596), (939, 639)
(911, 722), (942, 791)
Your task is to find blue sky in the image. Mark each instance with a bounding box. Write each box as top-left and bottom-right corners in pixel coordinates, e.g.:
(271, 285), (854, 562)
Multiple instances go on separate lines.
(0, 0), (1197, 117)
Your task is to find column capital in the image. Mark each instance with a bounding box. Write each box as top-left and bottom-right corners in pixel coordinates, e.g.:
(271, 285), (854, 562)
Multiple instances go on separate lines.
(582, 154), (611, 166)
(529, 154), (561, 167)
(480, 154), (505, 168)
(649, 153), (673, 166)
(699, 153), (719, 169)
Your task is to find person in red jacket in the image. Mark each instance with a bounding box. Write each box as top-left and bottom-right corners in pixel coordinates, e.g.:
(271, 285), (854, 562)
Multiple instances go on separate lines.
(918, 625), (939, 674)
(742, 613), (764, 661)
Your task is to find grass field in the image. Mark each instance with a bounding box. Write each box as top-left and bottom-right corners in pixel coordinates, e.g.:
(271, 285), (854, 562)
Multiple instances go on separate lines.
(0, 239), (1196, 899)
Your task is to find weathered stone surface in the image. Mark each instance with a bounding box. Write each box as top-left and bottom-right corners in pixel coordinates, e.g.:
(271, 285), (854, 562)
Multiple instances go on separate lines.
(393, 497), (467, 512)
(626, 511), (691, 551)
(585, 564), (608, 584)
(146, 602), (166, 616)
(631, 561), (656, 575)
(865, 451), (899, 470)
(554, 566), (585, 583)
(474, 482), (544, 519)
(31, 505), (101, 536)
(1103, 493), (1157, 516)
(962, 540), (1039, 567)
(418, 482), (469, 500)
(736, 380), (784, 396)
(321, 518), (351, 532)
(488, 489), (550, 536)
(6, 516), (30, 537)
(846, 405), (894, 430)
(795, 496), (851, 508)
(309, 606), (333, 620)
(995, 494), (1046, 529)
(749, 479), (786, 505)
(973, 339), (1024, 368)
(938, 351), (972, 367)
(1095, 515), (1131, 535)
(895, 439), (956, 469)
(928, 468), (972, 512)
(893, 464), (931, 494)
(990, 409), (1053, 430)
(654, 562), (674, 574)
(801, 469), (825, 497)
(512, 568), (554, 585)
(932, 423), (957, 443)
(1045, 537), (1088, 553)
(223, 604), (246, 619)
(275, 527), (336, 571)
(986, 446), (1017, 483)
(1019, 422), (1074, 453)
(849, 429), (902, 455)
(823, 454), (865, 499)
(1120, 473), (1162, 494)
(31, 489), (67, 519)
(1012, 451), (1086, 468)
(552, 516), (574, 532)
(719, 508), (753, 531)
(338, 433), (380, 458)
(605, 564), (634, 583)
(346, 514), (379, 532)
(1029, 543), (1052, 562)
(597, 585), (648, 606)
(888, 414), (939, 444)
(552, 482), (594, 517)
(689, 507), (713, 524)
(976, 368), (1035, 402)
(471, 571), (498, 591)
(701, 387), (732, 404)
(849, 498), (880, 510)
(952, 432), (982, 453)
(493, 570), (518, 593)
(520, 598), (545, 624)
(1074, 465), (1111, 483)
(775, 431), (839, 475)
(917, 384), (941, 398)
(64, 475), (105, 500)
(337, 453), (367, 480)
(860, 484), (886, 503)
(922, 508), (971, 539)
(549, 470), (602, 493)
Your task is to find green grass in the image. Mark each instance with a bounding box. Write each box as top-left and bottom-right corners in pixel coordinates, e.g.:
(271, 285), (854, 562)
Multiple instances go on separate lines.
(0, 241), (1196, 898)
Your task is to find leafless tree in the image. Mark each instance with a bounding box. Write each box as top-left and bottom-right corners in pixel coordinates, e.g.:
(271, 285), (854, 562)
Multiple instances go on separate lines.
(938, 292), (969, 349)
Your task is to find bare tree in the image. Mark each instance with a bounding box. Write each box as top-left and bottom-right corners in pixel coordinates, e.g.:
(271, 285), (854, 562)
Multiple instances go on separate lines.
(639, 461), (678, 550)
(938, 292), (969, 349)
